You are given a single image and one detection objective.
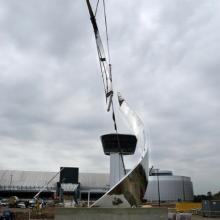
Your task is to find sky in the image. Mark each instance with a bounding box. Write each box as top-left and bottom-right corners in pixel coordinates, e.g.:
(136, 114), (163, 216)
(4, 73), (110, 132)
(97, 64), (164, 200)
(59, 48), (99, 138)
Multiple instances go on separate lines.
(0, 0), (219, 195)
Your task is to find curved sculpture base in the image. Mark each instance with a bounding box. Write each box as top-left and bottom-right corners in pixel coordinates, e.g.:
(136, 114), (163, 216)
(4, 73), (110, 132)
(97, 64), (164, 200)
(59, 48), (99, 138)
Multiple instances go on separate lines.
(91, 150), (149, 208)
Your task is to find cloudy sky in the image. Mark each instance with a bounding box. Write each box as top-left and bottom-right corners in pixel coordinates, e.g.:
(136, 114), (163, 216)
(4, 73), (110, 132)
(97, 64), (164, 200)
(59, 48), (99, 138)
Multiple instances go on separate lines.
(0, 0), (219, 195)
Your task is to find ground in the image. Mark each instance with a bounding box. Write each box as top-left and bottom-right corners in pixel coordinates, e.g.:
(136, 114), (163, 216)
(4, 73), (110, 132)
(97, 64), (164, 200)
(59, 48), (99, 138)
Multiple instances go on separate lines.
(192, 215), (220, 220)
(1, 207), (220, 219)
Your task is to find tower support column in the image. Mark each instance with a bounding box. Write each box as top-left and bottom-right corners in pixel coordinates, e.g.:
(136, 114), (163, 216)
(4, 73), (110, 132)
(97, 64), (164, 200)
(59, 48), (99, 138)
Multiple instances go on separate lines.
(109, 153), (125, 188)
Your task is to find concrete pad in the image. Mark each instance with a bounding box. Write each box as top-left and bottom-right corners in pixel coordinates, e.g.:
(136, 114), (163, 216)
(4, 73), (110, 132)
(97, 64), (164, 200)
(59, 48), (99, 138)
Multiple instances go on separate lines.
(55, 207), (168, 220)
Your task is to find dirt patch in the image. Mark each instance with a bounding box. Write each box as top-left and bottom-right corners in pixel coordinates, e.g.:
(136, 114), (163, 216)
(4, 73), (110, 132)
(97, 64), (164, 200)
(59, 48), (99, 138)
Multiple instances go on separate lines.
(0, 207), (54, 220)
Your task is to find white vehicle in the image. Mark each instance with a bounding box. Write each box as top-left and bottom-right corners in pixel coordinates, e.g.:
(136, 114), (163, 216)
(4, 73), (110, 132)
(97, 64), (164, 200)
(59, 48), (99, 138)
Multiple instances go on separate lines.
(0, 199), (8, 207)
(17, 202), (26, 208)
(29, 199), (36, 208)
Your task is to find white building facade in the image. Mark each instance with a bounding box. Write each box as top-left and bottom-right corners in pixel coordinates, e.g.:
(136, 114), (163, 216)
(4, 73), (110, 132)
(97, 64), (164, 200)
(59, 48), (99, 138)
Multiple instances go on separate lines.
(0, 169), (194, 202)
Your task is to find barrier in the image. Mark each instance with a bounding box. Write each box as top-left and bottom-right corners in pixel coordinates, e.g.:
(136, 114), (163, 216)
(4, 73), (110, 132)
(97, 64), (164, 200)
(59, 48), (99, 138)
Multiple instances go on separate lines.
(176, 202), (201, 212)
(55, 207), (168, 220)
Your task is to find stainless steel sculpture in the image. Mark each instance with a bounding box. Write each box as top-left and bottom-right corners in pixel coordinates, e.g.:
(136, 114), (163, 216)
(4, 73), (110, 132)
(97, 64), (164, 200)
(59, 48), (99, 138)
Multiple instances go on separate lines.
(91, 94), (149, 207)
(86, 0), (149, 208)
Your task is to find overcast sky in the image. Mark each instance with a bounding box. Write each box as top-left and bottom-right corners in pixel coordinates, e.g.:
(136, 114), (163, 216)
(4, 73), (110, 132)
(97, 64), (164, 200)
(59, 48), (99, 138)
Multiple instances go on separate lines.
(0, 0), (219, 195)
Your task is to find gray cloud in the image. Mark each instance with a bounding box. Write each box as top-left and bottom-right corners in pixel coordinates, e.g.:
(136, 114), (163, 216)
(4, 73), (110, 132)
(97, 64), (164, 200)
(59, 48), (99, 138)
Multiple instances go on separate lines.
(0, 0), (219, 194)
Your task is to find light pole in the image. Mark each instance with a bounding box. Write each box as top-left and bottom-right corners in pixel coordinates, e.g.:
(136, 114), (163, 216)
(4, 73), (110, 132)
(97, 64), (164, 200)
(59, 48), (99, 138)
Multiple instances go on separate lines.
(156, 169), (160, 206)
(182, 176), (185, 201)
(10, 174), (13, 196)
(10, 174), (13, 187)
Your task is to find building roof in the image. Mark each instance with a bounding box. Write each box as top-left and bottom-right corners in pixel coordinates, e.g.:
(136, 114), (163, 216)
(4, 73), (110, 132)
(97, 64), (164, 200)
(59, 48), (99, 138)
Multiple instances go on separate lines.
(0, 170), (109, 192)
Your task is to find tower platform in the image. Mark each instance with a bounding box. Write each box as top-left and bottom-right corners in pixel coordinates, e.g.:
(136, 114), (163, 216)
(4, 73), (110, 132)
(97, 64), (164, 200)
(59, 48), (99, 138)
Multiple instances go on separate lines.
(101, 133), (137, 155)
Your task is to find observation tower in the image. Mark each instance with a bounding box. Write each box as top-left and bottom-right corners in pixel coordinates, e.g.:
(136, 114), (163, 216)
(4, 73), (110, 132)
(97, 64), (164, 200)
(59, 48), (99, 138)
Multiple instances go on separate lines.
(101, 133), (137, 187)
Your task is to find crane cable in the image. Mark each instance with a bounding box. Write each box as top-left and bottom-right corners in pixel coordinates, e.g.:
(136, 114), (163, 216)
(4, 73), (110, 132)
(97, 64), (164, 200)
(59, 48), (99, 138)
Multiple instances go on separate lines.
(103, 0), (111, 65)
(95, 0), (100, 16)
(94, 0), (126, 174)
(103, 0), (126, 175)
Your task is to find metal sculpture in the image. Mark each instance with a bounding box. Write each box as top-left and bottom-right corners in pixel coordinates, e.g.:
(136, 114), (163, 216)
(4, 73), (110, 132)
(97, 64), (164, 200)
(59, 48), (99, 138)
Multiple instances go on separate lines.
(86, 0), (149, 208)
